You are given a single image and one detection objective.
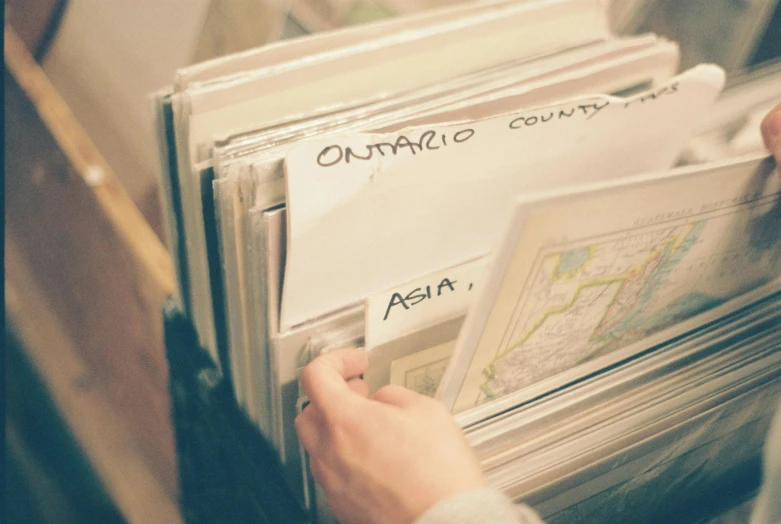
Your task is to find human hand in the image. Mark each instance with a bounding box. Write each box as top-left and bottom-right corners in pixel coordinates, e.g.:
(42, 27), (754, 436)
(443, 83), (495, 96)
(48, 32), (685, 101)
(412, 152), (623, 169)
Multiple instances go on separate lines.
(295, 349), (486, 524)
(761, 102), (781, 165)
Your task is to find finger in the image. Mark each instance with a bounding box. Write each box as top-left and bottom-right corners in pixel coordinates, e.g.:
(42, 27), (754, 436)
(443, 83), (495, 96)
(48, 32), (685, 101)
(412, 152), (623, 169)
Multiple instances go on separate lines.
(300, 349), (369, 409)
(372, 384), (425, 408)
(760, 101), (781, 161)
(295, 406), (323, 456)
(347, 377), (370, 397)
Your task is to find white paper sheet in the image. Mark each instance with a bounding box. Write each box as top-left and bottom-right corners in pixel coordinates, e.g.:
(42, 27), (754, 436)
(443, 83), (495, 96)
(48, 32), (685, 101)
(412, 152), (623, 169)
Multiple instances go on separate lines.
(281, 66), (725, 330)
(440, 154), (781, 412)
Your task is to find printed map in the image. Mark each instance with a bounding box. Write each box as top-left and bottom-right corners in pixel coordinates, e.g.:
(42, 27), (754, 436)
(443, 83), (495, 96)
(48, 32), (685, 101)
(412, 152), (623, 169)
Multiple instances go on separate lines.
(480, 214), (777, 401)
(390, 340), (456, 396)
(405, 359), (450, 396)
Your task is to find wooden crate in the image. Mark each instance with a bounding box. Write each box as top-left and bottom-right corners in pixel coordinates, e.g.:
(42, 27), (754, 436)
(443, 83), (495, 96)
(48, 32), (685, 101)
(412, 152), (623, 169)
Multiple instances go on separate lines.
(5, 27), (181, 523)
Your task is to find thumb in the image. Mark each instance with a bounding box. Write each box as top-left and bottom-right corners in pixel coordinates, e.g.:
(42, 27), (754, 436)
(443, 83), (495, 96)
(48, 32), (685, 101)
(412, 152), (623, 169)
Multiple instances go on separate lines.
(760, 102), (781, 165)
(373, 384), (427, 409)
(300, 348), (369, 410)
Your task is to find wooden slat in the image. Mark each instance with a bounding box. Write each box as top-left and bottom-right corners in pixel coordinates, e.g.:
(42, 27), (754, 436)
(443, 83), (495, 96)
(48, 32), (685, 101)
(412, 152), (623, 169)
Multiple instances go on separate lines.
(5, 0), (65, 58)
(4, 27), (175, 295)
(6, 241), (182, 524)
(4, 26), (181, 522)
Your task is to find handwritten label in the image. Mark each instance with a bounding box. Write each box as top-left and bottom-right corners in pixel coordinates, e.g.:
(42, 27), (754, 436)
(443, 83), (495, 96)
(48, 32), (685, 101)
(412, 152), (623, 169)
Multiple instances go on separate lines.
(316, 128), (475, 168)
(312, 86), (687, 169)
(508, 100), (610, 128)
(365, 257), (487, 350)
(624, 82), (679, 108)
(281, 66), (725, 331)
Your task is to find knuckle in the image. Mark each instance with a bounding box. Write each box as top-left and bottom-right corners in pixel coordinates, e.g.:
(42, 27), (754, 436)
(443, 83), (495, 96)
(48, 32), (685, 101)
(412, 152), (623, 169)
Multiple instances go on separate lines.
(374, 384), (397, 398)
(299, 363), (317, 390)
(323, 421), (352, 457)
(322, 406), (351, 433)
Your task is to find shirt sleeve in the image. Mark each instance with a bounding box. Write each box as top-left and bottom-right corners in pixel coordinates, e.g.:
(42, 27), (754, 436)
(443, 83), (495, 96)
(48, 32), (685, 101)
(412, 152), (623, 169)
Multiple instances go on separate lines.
(413, 488), (545, 524)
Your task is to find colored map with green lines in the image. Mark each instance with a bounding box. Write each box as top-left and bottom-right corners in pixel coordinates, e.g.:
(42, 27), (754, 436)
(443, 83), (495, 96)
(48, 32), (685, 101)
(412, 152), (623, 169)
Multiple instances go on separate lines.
(480, 220), (735, 399)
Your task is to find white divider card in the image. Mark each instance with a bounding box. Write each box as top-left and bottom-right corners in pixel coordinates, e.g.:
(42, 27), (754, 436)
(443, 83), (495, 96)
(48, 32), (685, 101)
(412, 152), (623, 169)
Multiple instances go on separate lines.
(438, 154), (781, 412)
(365, 257), (488, 350)
(281, 65), (725, 331)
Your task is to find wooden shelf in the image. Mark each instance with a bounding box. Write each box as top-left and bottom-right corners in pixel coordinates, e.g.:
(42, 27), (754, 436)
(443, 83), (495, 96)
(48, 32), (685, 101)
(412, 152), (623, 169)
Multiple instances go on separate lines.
(5, 26), (181, 523)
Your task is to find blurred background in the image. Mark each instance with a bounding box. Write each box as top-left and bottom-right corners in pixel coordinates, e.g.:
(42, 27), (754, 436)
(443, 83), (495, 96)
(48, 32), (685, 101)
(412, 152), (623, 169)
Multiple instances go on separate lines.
(7, 0), (781, 243)
(5, 1), (781, 522)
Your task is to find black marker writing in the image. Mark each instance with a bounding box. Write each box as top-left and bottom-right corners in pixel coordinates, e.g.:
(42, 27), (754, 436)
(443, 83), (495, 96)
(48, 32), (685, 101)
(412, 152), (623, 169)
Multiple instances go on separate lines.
(508, 100), (610, 130)
(316, 127), (475, 168)
(382, 277), (458, 321)
(624, 83), (680, 109)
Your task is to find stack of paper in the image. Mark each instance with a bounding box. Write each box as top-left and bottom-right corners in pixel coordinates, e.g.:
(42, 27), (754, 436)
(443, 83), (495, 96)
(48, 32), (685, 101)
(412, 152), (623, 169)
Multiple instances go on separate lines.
(153, 1), (781, 520)
(463, 278), (781, 522)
